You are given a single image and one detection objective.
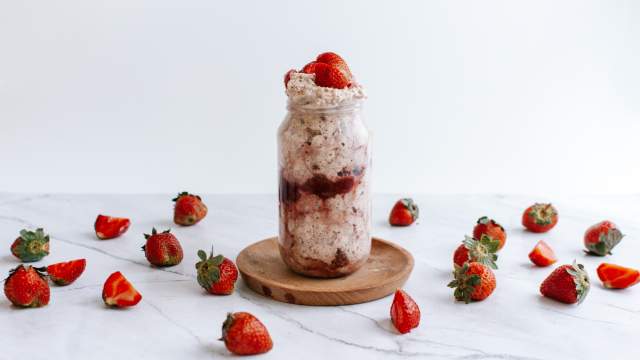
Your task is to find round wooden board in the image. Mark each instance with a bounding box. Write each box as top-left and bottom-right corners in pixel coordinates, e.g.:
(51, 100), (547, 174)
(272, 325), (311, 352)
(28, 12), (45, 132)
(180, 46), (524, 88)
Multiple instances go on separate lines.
(236, 237), (414, 306)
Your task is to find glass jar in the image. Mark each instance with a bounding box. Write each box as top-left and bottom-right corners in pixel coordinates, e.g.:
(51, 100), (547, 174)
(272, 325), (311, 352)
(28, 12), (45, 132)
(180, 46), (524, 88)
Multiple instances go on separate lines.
(277, 100), (371, 277)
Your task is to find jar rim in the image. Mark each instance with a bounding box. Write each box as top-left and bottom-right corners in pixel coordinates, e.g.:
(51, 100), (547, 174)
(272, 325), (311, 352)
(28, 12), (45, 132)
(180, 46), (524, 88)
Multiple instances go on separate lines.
(286, 99), (363, 113)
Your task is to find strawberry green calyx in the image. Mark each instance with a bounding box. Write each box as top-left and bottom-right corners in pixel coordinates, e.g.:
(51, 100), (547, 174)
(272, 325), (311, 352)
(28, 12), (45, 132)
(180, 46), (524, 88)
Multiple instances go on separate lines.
(447, 263), (480, 304)
(196, 249), (225, 291)
(463, 235), (499, 269)
(143, 228), (171, 240)
(528, 203), (557, 225)
(566, 261), (590, 304)
(11, 228), (50, 262)
(586, 229), (624, 256)
(172, 191), (201, 202)
(220, 312), (235, 341)
(401, 198), (419, 220)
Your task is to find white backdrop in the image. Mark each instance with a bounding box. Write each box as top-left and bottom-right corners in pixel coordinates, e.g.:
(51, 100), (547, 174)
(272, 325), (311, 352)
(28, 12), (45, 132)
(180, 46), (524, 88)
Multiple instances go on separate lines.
(1, 0), (639, 195)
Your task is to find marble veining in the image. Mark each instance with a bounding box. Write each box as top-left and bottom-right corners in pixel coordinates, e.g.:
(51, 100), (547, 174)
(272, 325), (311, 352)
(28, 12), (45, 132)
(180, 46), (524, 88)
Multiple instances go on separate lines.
(0, 193), (638, 359)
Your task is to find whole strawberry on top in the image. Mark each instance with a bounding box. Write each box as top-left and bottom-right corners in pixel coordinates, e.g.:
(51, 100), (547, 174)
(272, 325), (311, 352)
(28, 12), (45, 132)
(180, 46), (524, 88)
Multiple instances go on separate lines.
(95, 214), (130, 240)
(540, 261), (589, 304)
(47, 259), (86, 285)
(522, 203), (558, 233)
(173, 192), (208, 226)
(448, 262), (496, 303)
(583, 220), (624, 256)
(389, 198), (419, 226)
(196, 249), (238, 295)
(221, 312), (273, 355)
(390, 289), (420, 334)
(4, 265), (50, 308)
(142, 228), (183, 267)
(11, 228), (50, 262)
(473, 216), (506, 250)
(298, 52), (353, 89)
(453, 235), (499, 269)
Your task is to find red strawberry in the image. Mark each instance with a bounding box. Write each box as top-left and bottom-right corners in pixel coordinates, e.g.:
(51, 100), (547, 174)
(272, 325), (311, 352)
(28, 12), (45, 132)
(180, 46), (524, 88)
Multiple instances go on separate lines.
(284, 69), (296, 88)
(102, 271), (142, 308)
(47, 259), (86, 285)
(221, 312), (273, 355)
(142, 228), (183, 267)
(453, 235), (499, 269)
(173, 192), (208, 226)
(522, 203), (558, 233)
(316, 52), (353, 80)
(528, 240), (557, 267)
(390, 289), (420, 334)
(94, 214), (130, 240)
(597, 263), (640, 289)
(11, 228), (50, 262)
(473, 216), (506, 250)
(301, 61), (320, 74)
(4, 265), (50, 308)
(584, 220), (624, 256)
(196, 249), (238, 295)
(540, 262), (590, 304)
(313, 62), (351, 89)
(448, 262), (496, 303)
(389, 198), (419, 226)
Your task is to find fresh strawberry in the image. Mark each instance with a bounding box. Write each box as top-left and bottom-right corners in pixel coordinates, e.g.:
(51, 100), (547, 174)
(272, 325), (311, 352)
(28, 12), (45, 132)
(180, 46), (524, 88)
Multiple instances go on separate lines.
(390, 289), (420, 334)
(522, 203), (558, 233)
(102, 271), (142, 308)
(316, 52), (353, 80)
(473, 216), (506, 250)
(597, 263), (640, 289)
(284, 69), (296, 88)
(453, 235), (499, 269)
(583, 220), (624, 256)
(142, 228), (183, 267)
(11, 228), (50, 262)
(540, 262), (590, 304)
(196, 249), (238, 295)
(4, 265), (50, 307)
(448, 262), (496, 303)
(301, 61), (320, 74)
(173, 192), (208, 226)
(528, 240), (557, 267)
(221, 312), (273, 355)
(313, 62), (350, 89)
(94, 214), (130, 240)
(47, 259), (86, 286)
(389, 198), (419, 226)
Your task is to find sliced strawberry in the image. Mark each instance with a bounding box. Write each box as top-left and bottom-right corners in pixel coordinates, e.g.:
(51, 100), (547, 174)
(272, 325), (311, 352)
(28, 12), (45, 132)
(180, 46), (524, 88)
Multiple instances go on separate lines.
(316, 52), (352, 79)
(95, 214), (130, 240)
(313, 63), (350, 89)
(102, 271), (142, 308)
(301, 61), (320, 74)
(528, 240), (557, 267)
(47, 259), (86, 286)
(390, 289), (420, 334)
(597, 263), (640, 289)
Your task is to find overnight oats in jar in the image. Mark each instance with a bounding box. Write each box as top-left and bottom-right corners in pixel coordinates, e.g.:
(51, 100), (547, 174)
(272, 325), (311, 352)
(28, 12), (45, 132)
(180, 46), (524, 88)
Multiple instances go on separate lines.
(278, 52), (370, 278)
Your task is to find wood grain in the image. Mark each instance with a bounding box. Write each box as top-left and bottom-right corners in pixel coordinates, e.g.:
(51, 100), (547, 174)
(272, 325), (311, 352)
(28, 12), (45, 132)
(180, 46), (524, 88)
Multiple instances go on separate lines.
(236, 237), (414, 306)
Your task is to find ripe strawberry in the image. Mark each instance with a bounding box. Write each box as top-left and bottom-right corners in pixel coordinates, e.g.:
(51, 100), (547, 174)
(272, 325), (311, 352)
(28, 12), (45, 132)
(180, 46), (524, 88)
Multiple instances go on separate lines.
(313, 62), (350, 89)
(11, 228), (50, 262)
(390, 289), (420, 334)
(94, 214), (130, 240)
(522, 203), (558, 233)
(284, 69), (296, 88)
(453, 235), (499, 269)
(473, 216), (506, 250)
(196, 249), (238, 295)
(301, 61), (320, 74)
(540, 262), (590, 304)
(583, 220), (624, 256)
(4, 265), (50, 307)
(102, 271), (142, 308)
(389, 198), (419, 226)
(221, 312), (273, 355)
(316, 52), (353, 80)
(173, 192), (208, 226)
(448, 262), (496, 303)
(597, 263), (640, 289)
(528, 240), (557, 267)
(47, 259), (86, 285)
(142, 228), (183, 267)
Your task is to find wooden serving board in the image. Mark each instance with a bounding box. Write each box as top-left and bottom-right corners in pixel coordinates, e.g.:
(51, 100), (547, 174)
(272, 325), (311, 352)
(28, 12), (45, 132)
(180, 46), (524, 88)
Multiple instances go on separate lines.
(236, 237), (414, 306)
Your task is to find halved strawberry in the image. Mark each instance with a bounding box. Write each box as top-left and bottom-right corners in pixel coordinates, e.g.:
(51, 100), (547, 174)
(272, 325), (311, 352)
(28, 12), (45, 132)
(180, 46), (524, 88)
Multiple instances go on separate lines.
(390, 289), (420, 334)
(316, 52), (353, 79)
(102, 271), (142, 308)
(47, 259), (86, 285)
(528, 240), (557, 267)
(95, 214), (130, 240)
(597, 263), (640, 289)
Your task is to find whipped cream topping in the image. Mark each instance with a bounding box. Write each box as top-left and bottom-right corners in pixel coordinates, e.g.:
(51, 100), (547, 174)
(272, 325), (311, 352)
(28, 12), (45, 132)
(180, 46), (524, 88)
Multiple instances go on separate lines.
(285, 72), (366, 107)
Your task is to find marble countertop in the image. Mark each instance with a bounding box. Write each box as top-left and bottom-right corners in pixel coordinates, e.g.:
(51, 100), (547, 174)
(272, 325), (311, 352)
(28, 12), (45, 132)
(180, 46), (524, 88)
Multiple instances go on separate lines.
(1, 193), (638, 359)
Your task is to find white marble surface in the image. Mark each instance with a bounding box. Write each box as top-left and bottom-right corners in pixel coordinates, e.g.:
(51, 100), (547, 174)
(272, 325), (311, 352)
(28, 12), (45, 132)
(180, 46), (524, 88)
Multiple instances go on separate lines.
(0, 193), (638, 359)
